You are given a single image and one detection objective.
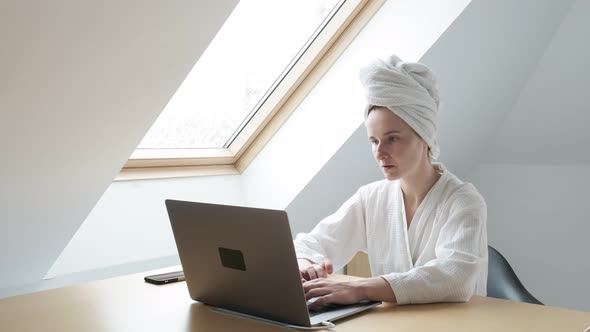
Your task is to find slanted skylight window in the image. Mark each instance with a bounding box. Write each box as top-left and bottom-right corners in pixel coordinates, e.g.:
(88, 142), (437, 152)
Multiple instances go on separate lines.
(121, 0), (382, 179)
(137, 0), (341, 150)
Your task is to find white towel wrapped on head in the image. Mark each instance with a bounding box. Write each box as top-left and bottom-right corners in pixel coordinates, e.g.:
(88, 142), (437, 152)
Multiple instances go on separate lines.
(359, 55), (440, 160)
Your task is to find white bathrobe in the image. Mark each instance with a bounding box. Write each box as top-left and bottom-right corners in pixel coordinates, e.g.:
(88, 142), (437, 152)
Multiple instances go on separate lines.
(294, 164), (487, 304)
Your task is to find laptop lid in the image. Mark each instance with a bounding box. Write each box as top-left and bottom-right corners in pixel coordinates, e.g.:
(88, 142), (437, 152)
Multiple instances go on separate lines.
(165, 199), (380, 328)
(165, 199), (312, 327)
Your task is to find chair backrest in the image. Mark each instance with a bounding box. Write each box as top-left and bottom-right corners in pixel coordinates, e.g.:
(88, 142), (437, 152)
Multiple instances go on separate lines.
(487, 245), (543, 305)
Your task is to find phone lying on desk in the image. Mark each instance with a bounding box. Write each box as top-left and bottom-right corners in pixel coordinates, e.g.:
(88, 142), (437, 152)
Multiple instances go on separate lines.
(144, 270), (185, 285)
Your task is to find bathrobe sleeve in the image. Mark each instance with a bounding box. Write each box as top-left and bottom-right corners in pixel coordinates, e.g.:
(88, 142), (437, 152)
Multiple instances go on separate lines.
(383, 189), (487, 304)
(293, 189), (368, 272)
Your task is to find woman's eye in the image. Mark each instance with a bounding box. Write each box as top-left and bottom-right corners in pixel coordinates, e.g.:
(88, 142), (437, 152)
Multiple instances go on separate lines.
(389, 136), (398, 142)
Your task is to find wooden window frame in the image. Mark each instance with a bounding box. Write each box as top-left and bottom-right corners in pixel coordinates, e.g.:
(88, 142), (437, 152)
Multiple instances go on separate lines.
(117, 0), (384, 181)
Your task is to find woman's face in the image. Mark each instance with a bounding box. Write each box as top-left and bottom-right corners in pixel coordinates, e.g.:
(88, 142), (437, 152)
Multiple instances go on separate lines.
(365, 107), (429, 181)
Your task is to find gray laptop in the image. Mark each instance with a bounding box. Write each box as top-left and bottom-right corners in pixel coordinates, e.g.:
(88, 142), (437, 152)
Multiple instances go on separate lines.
(165, 199), (380, 328)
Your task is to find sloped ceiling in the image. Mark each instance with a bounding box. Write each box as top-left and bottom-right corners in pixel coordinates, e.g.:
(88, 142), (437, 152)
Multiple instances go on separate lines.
(0, 0), (237, 287)
(419, 0), (575, 177)
(483, 0), (590, 165)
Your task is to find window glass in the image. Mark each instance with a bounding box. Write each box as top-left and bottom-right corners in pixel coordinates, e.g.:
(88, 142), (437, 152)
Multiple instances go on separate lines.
(137, 0), (343, 150)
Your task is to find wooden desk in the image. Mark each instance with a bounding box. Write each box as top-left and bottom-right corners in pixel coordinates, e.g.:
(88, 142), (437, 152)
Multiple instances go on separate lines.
(1, 268), (589, 332)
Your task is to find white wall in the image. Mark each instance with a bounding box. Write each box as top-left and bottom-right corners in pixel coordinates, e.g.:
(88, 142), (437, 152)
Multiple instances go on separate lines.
(468, 0), (590, 311)
(46, 175), (244, 278)
(468, 164), (590, 311)
(419, 0), (574, 177)
(285, 125), (382, 237)
(483, 0), (590, 165)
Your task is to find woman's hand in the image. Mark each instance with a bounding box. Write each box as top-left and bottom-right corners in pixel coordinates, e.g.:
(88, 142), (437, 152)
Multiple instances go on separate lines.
(303, 279), (364, 310)
(298, 258), (333, 281)
(303, 277), (397, 310)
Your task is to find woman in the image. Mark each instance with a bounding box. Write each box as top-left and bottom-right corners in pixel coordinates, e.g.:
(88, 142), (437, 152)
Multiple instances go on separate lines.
(294, 55), (487, 310)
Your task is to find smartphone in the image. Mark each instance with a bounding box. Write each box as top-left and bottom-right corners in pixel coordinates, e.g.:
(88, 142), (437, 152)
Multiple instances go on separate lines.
(144, 270), (185, 285)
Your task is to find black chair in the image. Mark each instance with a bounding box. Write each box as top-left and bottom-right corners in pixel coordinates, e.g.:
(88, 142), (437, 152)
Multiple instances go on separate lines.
(487, 245), (543, 305)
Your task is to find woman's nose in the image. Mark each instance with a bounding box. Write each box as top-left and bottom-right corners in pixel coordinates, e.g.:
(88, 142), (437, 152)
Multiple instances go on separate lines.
(375, 144), (387, 159)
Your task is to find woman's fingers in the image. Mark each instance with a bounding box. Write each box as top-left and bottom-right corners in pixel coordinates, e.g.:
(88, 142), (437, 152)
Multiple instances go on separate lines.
(307, 294), (337, 311)
(303, 280), (362, 309)
(304, 286), (332, 301)
(315, 265), (327, 278)
(322, 259), (334, 274)
(302, 279), (328, 292)
(305, 266), (318, 280)
(304, 264), (328, 280)
(298, 259), (332, 281)
(303, 279), (332, 301)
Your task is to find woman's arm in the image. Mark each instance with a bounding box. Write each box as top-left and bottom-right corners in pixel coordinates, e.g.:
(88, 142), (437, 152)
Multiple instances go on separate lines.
(294, 188), (368, 277)
(304, 276), (397, 310)
(303, 191), (487, 307)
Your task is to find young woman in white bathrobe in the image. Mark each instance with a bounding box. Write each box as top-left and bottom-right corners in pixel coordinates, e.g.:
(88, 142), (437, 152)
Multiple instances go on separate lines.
(295, 55), (487, 310)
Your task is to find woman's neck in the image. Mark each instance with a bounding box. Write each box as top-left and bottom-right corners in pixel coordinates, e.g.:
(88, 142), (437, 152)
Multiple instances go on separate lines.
(400, 162), (441, 207)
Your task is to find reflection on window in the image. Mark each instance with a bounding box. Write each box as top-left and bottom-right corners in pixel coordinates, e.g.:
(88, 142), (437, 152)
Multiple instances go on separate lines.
(137, 0), (342, 150)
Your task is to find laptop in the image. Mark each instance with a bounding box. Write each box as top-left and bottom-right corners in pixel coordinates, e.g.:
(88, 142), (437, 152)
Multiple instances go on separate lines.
(165, 199), (381, 328)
